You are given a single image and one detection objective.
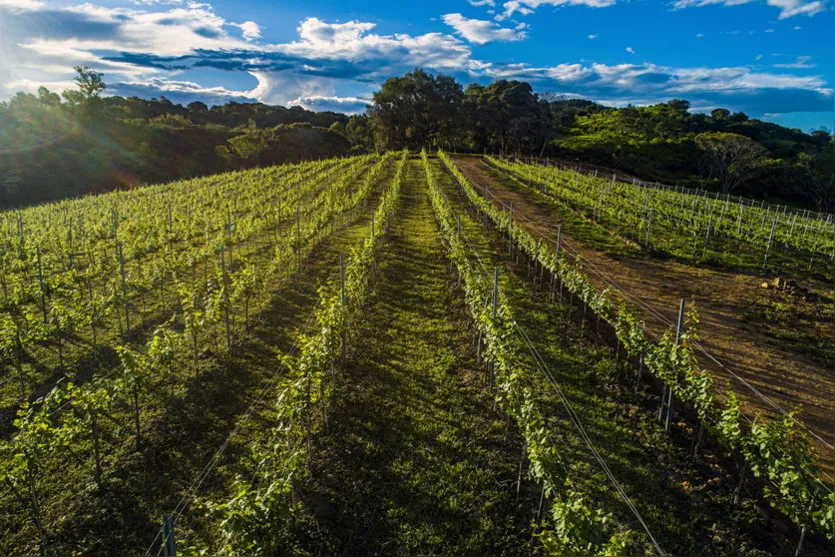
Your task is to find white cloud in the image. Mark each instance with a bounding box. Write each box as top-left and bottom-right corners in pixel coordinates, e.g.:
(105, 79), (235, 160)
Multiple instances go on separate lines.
(588, 33), (598, 39)
(769, 0), (824, 18)
(0, 0), (43, 9)
(475, 60), (830, 103)
(793, 25), (802, 29)
(496, 0), (616, 21)
(235, 21), (262, 41)
(696, 33), (704, 37)
(672, 0), (825, 20)
(626, 46), (635, 54)
(267, 17), (471, 72)
(773, 55), (815, 68)
(117, 77), (255, 97)
(27, 3), (252, 57)
(246, 71), (338, 106)
(294, 17), (377, 46)
(130, 0), (186, 5)
(442, 13), (528, 44)
(467, 0), (496, 5)
(290, 94), (372, 114)
(5, 78), (76, 93)
(765, 28), (775, 32)
(1, 1), (830, 118)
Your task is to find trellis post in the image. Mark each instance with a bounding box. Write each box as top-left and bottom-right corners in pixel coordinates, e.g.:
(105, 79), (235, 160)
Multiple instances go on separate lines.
(118, 243), (131, 341)
(162, 514), (176, 556)
(340, 253), (346, 367)
(665, 299), (686, 432)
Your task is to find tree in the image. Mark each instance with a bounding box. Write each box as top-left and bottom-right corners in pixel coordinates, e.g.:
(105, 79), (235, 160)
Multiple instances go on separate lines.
(710, 108), (730, 122)
(810, 129), (832, 145)
(666, 99), (690, 118)
(696, 132), (768, 194)
(728, 112), (749, 124)
(464, 80), (550, 155)
(328, 121), (346, 136)
(62, 66), (106, 105)
(368, 69), (463, 150)
(36, 87), (61, 107)
(345, 114), (374, 152)
(218, 127), (279, 166)
(542, 96), (603, 129)
(791, 151), (835, 213)
(188, 101), (209, 113)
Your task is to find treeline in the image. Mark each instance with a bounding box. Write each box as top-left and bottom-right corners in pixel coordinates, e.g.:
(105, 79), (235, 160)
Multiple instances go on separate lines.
(2, 67), (833, 211)
(0, 68), (350, 209)
(360, 69), (834, 211)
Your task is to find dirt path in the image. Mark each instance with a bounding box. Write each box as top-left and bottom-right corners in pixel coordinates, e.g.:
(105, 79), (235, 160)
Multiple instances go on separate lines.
(291, 159), (535, 554)
(434, 158), (822, 556)
(453, 156), (835, 481)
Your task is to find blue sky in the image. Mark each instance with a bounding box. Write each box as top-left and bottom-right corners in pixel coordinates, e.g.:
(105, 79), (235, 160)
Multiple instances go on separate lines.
(0, 0), (832, 131)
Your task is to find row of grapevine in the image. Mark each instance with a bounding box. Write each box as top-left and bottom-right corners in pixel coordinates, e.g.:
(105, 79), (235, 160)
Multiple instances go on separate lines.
(540, 156), (835, 225)
(423, 151), (638, 555)
(0, 154), (395, 552)
(486, 156), (835, 276)
(439, 150), (835, 543)
(194, 151), (409, 554)
(0, 155), (374, 401)
(0, 157), (342, 264)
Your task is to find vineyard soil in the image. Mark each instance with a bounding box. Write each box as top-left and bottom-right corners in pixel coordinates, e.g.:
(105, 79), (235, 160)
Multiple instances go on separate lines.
(1, 154), (832, 555)
(452, 156), (835, 480)
(288, 160), (537, 554)
(433, 159), (828, 556)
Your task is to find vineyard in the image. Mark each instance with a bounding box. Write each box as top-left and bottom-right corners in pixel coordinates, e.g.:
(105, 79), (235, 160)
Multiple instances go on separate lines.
(0, 152), (832, 555)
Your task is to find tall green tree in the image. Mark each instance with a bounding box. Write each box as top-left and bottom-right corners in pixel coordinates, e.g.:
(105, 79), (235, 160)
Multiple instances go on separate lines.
(368, 69), (462, 150)
(696, 132), (768, 194)
(62, 66), (106, 108)
(464, 80), (550, 155)
(791, 150), (835, 212)
(345, 114), (374, 152)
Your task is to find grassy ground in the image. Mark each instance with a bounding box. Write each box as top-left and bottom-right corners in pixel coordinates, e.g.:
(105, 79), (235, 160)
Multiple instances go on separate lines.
(0, 160), (358, 422)
(488, 158), (834, 283)
(288, 159), (537, 555)
(0, 162), (391, 555)
(3, 155), (830, 555)
(453, 156), (834, 482)
(432, 158), (824, 556)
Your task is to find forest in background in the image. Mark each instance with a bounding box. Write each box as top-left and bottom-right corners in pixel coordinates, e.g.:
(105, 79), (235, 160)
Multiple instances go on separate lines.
(1, 67), (833, 211)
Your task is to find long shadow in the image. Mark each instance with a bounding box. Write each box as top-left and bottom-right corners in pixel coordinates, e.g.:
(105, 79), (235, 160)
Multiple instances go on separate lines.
(456, 156), (835, 481)
(433, 158), (816, 556)
(293, 160), (535, 555)
(0, 166), (393, 556)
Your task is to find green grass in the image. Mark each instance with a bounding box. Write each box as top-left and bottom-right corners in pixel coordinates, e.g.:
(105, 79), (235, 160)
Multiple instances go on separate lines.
(0, 161), (393, 555)
(287, 159), (536, 555)
(487, 159), (835, 284)
(432, 158), (804, 556)
(3, 155), (830, 556)
(737, 291), (835, 368)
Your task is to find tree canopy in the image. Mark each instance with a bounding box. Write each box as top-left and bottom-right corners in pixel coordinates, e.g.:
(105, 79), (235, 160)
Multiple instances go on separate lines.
(0, 70), (349, 208)
(1, 66), (833, 212)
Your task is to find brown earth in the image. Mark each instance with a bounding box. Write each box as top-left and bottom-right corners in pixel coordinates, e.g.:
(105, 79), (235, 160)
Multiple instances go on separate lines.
(452, 156), (835, 483)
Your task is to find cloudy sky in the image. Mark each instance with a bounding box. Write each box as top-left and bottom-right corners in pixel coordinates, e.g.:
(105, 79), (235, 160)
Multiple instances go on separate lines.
(0, 0), (832, 131)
